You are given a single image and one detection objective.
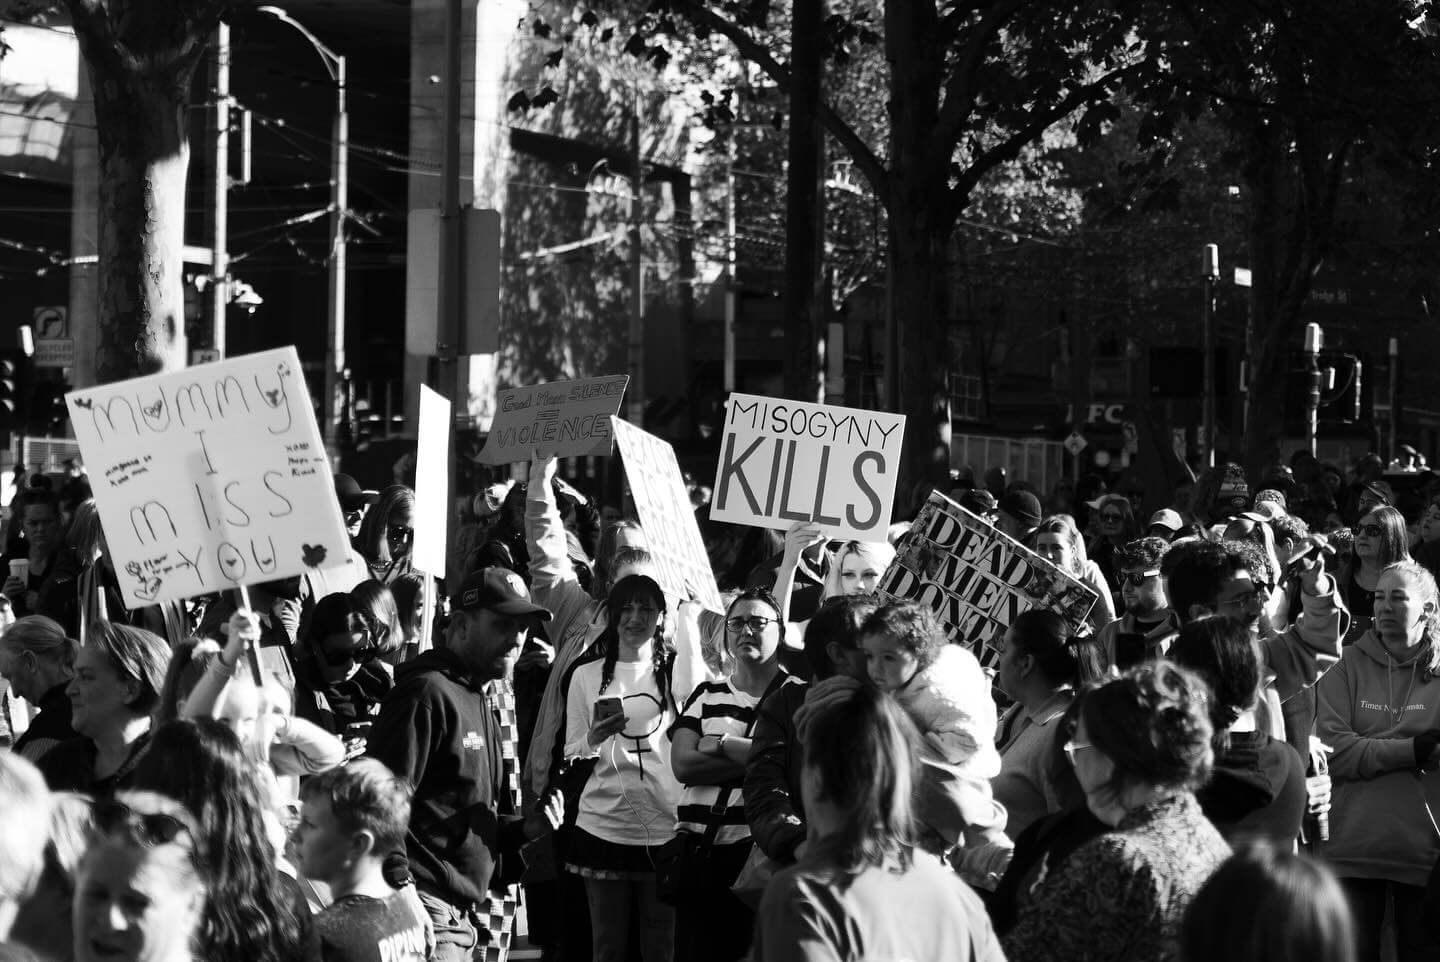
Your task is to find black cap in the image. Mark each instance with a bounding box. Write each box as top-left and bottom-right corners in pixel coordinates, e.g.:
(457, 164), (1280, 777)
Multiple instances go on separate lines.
(453, 567), (552, 620)
(334, 473), (379, 512)
(999, 490), (1043, 529)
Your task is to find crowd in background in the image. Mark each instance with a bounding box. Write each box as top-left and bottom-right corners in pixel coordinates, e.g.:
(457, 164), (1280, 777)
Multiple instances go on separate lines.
(2, 442), (1436, 962)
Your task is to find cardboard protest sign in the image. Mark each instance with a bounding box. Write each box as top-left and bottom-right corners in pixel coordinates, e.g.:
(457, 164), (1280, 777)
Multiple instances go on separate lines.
(613, 418), (723, 612)
(66, 347), (350, 608)
(411, 385), (450, 577)
(475, 375), (628, 465)
(879, 491), (1098, 666)
(710, 394), (904, 541)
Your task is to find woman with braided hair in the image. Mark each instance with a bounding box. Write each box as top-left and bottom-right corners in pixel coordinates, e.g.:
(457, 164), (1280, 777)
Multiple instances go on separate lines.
(562, 573), (683, 962)
(1003, 661), (1230, 962)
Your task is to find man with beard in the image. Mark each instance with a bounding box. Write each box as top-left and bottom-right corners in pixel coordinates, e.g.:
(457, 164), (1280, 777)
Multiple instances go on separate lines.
(1094, 537), (1181, 671)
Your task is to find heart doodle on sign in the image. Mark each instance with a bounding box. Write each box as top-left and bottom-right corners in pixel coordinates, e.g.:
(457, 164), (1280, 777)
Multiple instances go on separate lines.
(73, 397), (93, 410)
(263, 389), (281, 406)
(133, 576), (161, 602)
(301, 544), (327, 567)
(125, 561), (143, 578)
(142, 401), (163, 420)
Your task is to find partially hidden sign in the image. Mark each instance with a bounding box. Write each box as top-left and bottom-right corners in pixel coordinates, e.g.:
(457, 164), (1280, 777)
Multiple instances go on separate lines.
(613, 418), (723, 612)
(411, 385), (450, 578)
(710, 393), (905, 541)
(475, 375), (628, 465)
(879, 491), (1098, 666)
(66, 347), (350, 608)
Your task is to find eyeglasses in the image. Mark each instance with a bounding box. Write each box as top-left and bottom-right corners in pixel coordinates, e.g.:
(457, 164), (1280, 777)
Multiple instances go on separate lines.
(1121, 569), (1160, 588)
(1101, 513), (1124, 523)
(1357, 523), (1385, 537)
(94, 799), (195, 849)
(320, 643), (379, 667)
(1063, 740), (1094, 765)
(725, 616), (776, 634)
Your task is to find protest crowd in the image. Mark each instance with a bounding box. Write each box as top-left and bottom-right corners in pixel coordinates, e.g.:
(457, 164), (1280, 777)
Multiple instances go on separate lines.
(5, 370), (1440, 962)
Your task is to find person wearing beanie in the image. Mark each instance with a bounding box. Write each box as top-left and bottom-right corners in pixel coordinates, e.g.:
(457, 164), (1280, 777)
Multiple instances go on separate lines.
(997, 491), (1043, 542)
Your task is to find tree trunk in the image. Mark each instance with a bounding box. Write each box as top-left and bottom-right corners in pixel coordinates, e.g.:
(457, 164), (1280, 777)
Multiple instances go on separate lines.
(886, 0), (952, 515)
(783, 0), (826, 403)
(66, 1), (225, 382)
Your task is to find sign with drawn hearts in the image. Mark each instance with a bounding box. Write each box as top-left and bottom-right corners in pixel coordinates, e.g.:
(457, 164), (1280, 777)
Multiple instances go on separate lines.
(67, 347), (351, 608)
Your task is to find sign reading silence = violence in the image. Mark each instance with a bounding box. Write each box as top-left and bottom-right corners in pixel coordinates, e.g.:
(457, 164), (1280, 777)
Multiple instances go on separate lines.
(65, 347), (351, 608)
(879, 491), (1098, 666)
(709, 394), (906, 542)
(475, 375), (629, 465)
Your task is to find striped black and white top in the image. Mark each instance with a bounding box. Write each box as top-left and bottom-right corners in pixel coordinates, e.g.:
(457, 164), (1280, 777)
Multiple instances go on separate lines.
(669, 678), (763, 845)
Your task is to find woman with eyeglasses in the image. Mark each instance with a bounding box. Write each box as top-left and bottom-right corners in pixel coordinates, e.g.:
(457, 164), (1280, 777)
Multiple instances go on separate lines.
(1027, 515), (1116, 633)
(37, 622), (170, 795)
(1334, 505), (1411, 646)
(354, 484), (416, 584)
(292, 592), (394, 746)
(129, 720), (308, 962)
(667, 588), (789, 962)
(1316, 560), (1440, 961)
(73, 791), (210, 962)
(562, 573), (685, 962)
(1002, 662), (1230, 962)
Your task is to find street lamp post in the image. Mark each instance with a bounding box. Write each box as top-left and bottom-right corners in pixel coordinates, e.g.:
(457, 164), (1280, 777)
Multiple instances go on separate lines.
(257, 6), (347, 454)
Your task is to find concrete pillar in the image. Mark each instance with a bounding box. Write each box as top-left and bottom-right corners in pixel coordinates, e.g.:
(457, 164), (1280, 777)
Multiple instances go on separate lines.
(406, 0), (520, 432)
(68, 64), (99, 389)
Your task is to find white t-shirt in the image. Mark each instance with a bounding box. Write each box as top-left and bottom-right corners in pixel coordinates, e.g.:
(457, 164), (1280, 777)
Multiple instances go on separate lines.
(565, 657), (681, 848)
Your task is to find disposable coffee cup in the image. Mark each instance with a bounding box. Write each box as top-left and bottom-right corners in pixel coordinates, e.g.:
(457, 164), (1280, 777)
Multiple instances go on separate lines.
(8, 559), (28, 583)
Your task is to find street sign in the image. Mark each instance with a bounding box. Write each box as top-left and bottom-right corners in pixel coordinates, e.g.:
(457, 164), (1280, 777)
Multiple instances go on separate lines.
(33, 305), (72, 369)
(33, 305), (66, 339)
(1064, 431), (1087, 456)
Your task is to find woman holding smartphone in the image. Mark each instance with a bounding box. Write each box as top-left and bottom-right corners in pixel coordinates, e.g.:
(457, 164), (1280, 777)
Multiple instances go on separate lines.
(563, 573), (684, 962)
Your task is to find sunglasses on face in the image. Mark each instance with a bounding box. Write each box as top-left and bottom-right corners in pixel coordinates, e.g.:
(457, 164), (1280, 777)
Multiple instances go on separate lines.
(320, 642), (379, 667)
(725, 616), (776, 634)
(1101, 513), (1124, 523)
(1357, 523), (1385, 537)
(94, 799), (195, 849)
(1120, 569), (1160, 588)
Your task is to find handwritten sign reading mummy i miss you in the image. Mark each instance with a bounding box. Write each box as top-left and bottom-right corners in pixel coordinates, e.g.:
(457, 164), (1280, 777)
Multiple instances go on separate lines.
(710, 394), (905, 541)
(66, 347), (350, 608)
(879, 492), (1098, 666)
(475, 375), (629, 465)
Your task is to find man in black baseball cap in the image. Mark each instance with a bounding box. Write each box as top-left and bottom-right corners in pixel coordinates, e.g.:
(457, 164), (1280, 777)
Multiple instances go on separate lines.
(997, 490), (1043, 542)
(367, 567), (561, 958)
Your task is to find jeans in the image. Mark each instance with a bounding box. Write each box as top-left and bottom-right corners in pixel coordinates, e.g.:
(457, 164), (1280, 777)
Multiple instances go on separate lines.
(584, 875), (674, 962)
(1341, 877), (1440, 962)
(418, 889), (481, 962)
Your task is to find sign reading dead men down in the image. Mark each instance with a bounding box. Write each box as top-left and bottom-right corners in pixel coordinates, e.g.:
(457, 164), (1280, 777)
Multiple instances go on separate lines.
(710, 394), (905, 541)
(879, 492), (1098, 666)
(475, 375), (629, 465)
(613, 418), (724, 612)
(66, 347), (350, 608)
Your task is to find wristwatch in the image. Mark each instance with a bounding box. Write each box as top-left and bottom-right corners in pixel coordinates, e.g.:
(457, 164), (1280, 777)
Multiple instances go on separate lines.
(714, 732), (730, 755)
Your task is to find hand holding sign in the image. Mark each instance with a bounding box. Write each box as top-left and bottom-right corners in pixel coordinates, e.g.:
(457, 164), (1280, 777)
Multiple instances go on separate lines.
(782, 521), (827, 564)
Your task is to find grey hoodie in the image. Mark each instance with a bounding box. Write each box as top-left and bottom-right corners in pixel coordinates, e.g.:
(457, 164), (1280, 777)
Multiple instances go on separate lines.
(1316, 630), (1440, 886)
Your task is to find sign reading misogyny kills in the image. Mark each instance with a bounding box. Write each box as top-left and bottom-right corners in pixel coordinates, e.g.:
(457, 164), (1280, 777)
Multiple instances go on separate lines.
(66, 347), (350, 608)
(880, 491), (1098, 665)
(475, 375), (628, 465)
(613, 418), (723, 612)
(710, 394), (905, 541)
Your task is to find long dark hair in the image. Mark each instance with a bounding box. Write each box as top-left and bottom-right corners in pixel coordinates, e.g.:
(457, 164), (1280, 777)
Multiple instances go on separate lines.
(595, 574), (672, 712)
(129, 719), (305, 962)
(1008, 609), (1107, 690)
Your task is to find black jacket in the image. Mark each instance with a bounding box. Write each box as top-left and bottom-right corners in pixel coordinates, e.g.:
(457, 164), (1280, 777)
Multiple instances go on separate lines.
(365, 648), (525, 910)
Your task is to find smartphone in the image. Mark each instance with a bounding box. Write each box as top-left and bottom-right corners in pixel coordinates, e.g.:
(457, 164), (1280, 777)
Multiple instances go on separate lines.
(594, 697), (624, 723)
